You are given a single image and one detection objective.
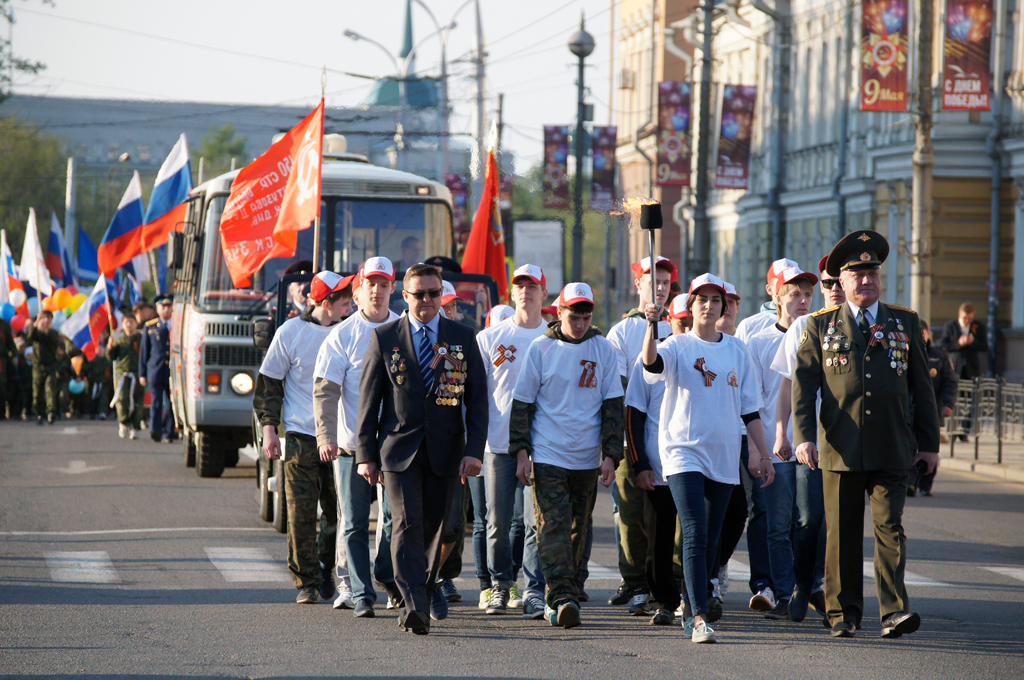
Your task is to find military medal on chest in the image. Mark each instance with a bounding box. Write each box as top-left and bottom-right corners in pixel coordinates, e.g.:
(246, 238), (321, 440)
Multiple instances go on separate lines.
(885, 319), (911, 376)
(434, 344), (466, 405)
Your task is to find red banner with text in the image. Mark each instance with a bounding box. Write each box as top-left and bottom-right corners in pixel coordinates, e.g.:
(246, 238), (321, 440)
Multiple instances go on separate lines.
(656, 81), (692, 187)
(714, 85), (757, 190)
(860, 0), (909, 111)
(942, 0), (993, 111)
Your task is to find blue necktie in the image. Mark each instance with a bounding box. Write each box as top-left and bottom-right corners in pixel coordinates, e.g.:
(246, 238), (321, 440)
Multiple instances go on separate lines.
(417, 326), (434, 387)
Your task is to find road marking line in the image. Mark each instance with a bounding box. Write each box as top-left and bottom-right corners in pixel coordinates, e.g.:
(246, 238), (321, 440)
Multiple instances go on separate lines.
(205, 547), (291, 582)
(0, 527), (276, 537)
(52, 460), (113, 474)
(725, 560), (956, 588)
(44, 551), (119, 583)
(983, 567), (1024, 583)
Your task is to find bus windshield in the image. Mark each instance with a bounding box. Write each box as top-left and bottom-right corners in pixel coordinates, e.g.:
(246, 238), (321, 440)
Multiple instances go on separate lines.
(198, 195), (452, 313)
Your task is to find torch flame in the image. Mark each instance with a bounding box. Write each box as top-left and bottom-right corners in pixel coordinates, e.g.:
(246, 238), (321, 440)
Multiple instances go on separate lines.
(619, 197), (660, 232)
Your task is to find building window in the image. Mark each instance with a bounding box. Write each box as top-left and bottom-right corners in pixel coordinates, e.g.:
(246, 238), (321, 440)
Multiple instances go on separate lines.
(107, 143), (120, 161)
(138, 145), (152, 162)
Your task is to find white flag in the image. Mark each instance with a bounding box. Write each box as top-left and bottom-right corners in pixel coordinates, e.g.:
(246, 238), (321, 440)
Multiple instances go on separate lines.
(19, 208), (54, 297)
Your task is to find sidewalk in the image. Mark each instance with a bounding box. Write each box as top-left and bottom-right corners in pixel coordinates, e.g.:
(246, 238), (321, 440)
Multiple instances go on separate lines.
(940, 435), (1024, 483)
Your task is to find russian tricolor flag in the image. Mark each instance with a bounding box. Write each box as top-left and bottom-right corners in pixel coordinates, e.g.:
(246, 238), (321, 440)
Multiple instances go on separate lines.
(142, 134), (192, 252)
(61, 275), (116, 360)
(46, 212), (77, 290)
(97, 171), (145, 278)
(77, 227), (100, 282)
(1, 229), (27, 315)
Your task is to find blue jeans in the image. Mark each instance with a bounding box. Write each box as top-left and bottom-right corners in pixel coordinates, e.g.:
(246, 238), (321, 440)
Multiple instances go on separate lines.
(148, 382), (175, 440)
(483, 452), (526, 589)
(521, 479), (546, 599)
(738, 437), (774, 594)
(335, 453), (394, 603)
(667, 471), (733, 618)
(794, 463), (826, 594)
(764, 462), (797, 600)
(467, 474), (489, 587)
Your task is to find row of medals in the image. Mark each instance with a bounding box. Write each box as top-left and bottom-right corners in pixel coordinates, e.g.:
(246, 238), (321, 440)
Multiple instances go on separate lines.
(823, 321), (850, 367)
(887, 324), (910, 376)
(436, 350), (468, 406)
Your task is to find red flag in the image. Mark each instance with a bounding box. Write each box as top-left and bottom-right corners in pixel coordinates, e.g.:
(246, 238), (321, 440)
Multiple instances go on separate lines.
(461, 150), (508, 302)
(219, 100), (324, 287)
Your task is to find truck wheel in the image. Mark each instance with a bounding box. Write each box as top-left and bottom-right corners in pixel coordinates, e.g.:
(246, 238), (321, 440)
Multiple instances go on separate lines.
(225, 449), (240, 468)
(195, 431), (226, 478)
(257, 458), (273, 522)
(272, 458), (287, 533)
(183, 433), (196, 468)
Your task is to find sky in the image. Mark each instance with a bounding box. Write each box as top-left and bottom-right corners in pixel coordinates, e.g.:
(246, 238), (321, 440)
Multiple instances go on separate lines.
(10, 0), (619, 175)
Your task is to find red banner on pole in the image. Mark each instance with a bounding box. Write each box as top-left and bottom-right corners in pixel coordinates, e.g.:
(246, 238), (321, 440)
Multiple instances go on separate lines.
(590, 126), (617, 210)
(462, 150), (508, 302)
(860, 0), (909, 111)
(219, 100), (324, 288)
(542, 126), (570, 209)
(714, 85), (757, 190)
(656, 81), (691, 187)
(942, 0), (993, 111)
(445, 173), (470, 234)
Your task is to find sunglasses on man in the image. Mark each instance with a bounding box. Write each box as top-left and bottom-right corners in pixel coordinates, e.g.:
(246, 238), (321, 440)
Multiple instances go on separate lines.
(407, 288), (442, 300)
(820, 278), (840, 289)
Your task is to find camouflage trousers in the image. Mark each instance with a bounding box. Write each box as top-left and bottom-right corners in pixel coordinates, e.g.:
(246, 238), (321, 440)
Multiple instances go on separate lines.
(112, 374), (143, 428)
(32, 365), (59, 416)
(532, 462), (599, 608)
(284, 431), (337, 589)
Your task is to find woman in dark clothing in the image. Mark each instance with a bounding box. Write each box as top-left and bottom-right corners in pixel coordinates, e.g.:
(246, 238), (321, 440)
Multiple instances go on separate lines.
(912, 326), (957, 496)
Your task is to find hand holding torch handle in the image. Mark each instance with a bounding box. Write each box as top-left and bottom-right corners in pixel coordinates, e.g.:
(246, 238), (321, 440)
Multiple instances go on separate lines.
(639, 203), (663, 328)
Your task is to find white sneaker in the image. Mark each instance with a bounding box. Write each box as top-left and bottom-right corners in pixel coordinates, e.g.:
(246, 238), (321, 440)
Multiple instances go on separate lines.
(478, 588), (492, 610)
(118, 424), (128, 439)
(675, 597), (685, 618)
(129, 429), (138, 440)
(508, 583), (523, 608)
(749, 586), (776, 612)
(333, 577), (354, 609)
(711, 578), (722, 601)
(692, 620), (717, 643)
(718, 565), (730, 598)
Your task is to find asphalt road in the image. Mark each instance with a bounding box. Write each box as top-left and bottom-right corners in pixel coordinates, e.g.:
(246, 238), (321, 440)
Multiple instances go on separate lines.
(2, 419), (1024, 679)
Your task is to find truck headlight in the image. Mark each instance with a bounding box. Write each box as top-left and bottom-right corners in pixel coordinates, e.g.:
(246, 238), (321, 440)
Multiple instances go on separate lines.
(230, 372), (254, 395)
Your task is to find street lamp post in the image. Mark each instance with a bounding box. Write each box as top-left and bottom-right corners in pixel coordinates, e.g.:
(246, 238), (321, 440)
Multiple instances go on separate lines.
(568, 14), (594, 284)
(105, 152), (131, 218)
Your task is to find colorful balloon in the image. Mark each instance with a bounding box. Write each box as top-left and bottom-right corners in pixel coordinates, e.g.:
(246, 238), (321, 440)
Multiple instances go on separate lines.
(26, 298), (39, 318)
(0, 302), (14, 321)
(53, 288), (72, 310)
(70, 293), (88, 312)
(8, 289), (26, 308)
(9, 314), (27, 332)
(69, 377), (86, 395)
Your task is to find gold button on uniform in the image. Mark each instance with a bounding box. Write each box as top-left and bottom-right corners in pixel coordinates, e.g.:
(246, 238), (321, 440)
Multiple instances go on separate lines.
(866, 373), (872, 379)
(866, 409), (872, 415)
(866, 391), (872, 397)
(865, 356), (871, 362)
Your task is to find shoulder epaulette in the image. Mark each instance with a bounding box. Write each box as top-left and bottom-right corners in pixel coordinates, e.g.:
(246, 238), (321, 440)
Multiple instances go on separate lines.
(887, 304), (916, 314)
(812, 305), (841, 318)
(145, 318), (160, 326)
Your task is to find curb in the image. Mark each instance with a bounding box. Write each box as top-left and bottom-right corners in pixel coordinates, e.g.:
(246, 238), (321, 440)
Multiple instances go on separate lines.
(943, 457), (1024, 483)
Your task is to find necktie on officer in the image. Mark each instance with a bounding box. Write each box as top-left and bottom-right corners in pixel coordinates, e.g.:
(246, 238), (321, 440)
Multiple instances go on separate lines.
(857, 308), (870, 337)
(417, 326), (434, 388)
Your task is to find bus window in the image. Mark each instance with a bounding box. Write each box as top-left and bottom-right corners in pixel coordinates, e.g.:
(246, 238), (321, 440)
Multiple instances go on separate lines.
(334, 200), (451, 273)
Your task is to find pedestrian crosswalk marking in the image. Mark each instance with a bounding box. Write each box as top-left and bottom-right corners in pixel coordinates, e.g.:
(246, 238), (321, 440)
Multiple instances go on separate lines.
(44, 551), (119, 583)
(721, 559), (956, 588)
(205, 547), (291, 582)
(982, 567), (1024, 583)
(584, 562), (621, 579)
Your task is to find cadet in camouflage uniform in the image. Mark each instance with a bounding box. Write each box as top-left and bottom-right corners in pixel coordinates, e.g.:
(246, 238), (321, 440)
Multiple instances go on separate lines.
(87, 344), (113, 419)
(107, 313), (144, 437)
(25, 311), (62, 424)
(793, 231), (940, 639)
(509, 283), (624, 629)
(0, 317), (15, 419)
(14, 334), (33, 419)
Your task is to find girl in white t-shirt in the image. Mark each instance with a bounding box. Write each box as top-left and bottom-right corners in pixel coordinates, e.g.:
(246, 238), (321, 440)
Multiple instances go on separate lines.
(641, 274), (775, 644)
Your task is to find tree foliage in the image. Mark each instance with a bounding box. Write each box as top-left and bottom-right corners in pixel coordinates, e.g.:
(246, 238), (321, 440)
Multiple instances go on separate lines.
(196, 123), (248, 179)
(0, 116), (65, 254)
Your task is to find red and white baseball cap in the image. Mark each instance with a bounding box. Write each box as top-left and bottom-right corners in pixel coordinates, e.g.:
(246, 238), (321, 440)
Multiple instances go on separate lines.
(775, 265), (819, 288)
(559, 282), (595, 306)
(512, 263), (546, 287)
(485, 304), (515, 327)
(767, 258), (800, 285)
(631, 256), (679, 283)
(724, 281), (741, 300)
(441, 280), (459, 306)
(360, 256), (396, 281)
(541, 305), (558, 317)
(688, 273), (728, 297)
(309, 271), (356, 302)
(669, 295), (693, 319)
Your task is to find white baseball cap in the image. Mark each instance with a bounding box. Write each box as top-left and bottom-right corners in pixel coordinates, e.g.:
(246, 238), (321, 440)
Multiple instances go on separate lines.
(724, 281), (741, 300)
(774, 265), (819, 289)
(512, 263), (546, 286)
(309, 271), (355, 302)
(631, 256), (679, 282)
(559, 282), (594, 306)
(688, 273), (728, 297)
(360, 256), (396, 281)
(768, 258), (800, 284)
(669, 295), (693, 319)
(440, 280), (459, 305)
(486, 304), (515, 327)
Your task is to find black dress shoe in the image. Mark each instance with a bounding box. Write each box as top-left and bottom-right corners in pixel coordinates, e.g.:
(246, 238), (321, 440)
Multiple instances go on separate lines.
(789, 590), (809, 622)
(401, 610), (430, 635)
(881, 611), (920, 638)
(608, 581), (631, 606)
(831, 621), (856, 638)
(764, 598), (790, 620)
(151, 431), (162, 443)
(808, 590), (827, 616)
(353, 598), (375, 618)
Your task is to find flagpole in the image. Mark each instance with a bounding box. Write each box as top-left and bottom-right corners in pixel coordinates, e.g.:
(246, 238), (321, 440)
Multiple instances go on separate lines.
(311, 73), (327, 275)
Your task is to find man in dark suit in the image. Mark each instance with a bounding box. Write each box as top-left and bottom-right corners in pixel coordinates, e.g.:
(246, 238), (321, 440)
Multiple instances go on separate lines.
(938, 302), (988, 379)
(139, 294), (175, 443)
(356, 263), (487, 635)
(793, 230), (940, 639)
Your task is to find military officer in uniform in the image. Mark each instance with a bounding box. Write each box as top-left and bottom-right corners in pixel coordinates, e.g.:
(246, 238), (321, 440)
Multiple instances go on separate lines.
(140, 294), (175, 443)
(792, 230), (940, 639)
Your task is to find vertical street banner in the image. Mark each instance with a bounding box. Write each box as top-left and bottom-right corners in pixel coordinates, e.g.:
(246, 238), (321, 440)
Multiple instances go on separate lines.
(860, 0), (909, 111)
(445, 173), (470, 233)
(590, 126), (617, 210)
(942, 0), (993, 111)
(656, 81), (692, 186)
(714, 85), (757, 190)
(542, 126), (570, 209)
